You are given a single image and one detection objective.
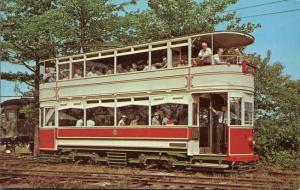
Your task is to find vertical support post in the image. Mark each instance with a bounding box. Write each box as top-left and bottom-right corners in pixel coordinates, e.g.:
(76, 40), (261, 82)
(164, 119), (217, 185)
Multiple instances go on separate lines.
(114, 98), (117, 126)
(148, 44), (152, 70)
(69, 58), (73, 79)
(167, 41), (172, 68)
(211, 33), (214, 64)
(114, 50), (117, 74)
(55, 106), (58, 128)
(149, 99), (152, 126)
(83, 55), (86, 78)
(83, 102), (86, 127)
(56, 59), (59, 81)
(188, 96), (193, 126)
(188, 37), (192, 67)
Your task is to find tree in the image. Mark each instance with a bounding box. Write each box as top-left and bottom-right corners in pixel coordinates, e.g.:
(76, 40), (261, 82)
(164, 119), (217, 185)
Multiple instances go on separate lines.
(124, 0), (260, 43)
(247, 51), (300, 168)
(0, 0), (130, 155)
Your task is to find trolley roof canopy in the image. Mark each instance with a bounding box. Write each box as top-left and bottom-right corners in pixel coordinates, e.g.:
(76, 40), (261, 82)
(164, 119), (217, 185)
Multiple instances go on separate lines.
(41, 31), (254, 63)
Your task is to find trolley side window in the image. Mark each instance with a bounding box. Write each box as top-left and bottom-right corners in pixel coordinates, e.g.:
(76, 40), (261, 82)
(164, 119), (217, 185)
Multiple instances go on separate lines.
(151, 103), (188, 126)
(244, 102), (253, 125)
(229, 97), (241, 125)
(59, 108), (84, 127)
(117, 105), (149, 126)
(86, 107), (114, 127)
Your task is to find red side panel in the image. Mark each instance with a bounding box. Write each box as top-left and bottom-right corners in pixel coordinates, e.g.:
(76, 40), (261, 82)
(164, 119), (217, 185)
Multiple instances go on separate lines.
(39, 128), (56, 150)
(57, 127), (197, 140)
(229, 127), (254, 155)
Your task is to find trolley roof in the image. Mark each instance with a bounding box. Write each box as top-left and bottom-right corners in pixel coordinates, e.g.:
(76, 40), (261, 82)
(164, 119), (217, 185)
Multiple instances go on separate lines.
(41, 31), (254, 63)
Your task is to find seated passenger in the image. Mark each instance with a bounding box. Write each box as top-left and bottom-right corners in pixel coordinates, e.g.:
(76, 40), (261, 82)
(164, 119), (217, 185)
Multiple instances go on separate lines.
(213, 48), (227, 64)
(62, 71), (69, 80)
(118, 115), (127, 126)
(152, 56), (167, 69)
(177, 59), (187, 67)
(193, 42), (212, 66)
(87, 66), (99, 77)
(95, 66), (102, 75)
(162, 113), (175, 126)
(130, 114), (141, 126)
(105, 66), (113, 75)
(73, 68), (82, 79)
(43, 67), (55, 82)
(151, 112), (161, 125)
(86, 119), (95, 127)
(116, 64), (124, 73)
(76, 117), (83, 127)
(235, 48), (243, 64)
(129, 64), (138, 72)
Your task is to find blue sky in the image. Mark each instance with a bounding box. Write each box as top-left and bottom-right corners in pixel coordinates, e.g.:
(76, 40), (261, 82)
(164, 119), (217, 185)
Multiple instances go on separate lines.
(1, 0), (300, 101)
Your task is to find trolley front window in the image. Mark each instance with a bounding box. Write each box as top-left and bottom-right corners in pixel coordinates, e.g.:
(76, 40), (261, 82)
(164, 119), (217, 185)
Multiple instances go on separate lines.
(45, 108), (55, 127)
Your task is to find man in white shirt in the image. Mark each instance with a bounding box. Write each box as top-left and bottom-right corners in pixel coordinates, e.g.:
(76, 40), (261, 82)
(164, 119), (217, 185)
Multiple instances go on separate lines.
(86, 119), (95, 127)
(196, 42), (212, 65)
(209, 105), (239, 154)
(76, 118), (83, 127)
(87, 66), (99, 77)
(118, 115), (127, 126)
(151, 112), (161, 125)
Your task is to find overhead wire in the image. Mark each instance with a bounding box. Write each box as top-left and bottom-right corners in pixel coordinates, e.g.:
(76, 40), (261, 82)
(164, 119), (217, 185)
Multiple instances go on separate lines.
(224, 0), (293, 13)
(240, 8), (300, 18)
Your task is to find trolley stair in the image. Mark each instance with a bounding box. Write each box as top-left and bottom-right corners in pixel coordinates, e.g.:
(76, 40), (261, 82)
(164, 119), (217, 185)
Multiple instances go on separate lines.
(107, 152), (127, 167)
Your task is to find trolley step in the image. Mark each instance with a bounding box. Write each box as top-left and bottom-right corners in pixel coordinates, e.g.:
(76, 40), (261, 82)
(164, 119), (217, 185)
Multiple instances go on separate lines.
(107, 152), (127, 167)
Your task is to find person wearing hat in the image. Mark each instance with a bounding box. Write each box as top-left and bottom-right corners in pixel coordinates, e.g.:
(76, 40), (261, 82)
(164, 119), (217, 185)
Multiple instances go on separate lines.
(152, 112), (161, 126)
(118, 115), (127, 126)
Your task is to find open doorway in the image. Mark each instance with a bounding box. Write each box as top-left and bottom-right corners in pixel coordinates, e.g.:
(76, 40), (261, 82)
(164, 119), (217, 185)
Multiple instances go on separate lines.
(196, 93), (227, 154)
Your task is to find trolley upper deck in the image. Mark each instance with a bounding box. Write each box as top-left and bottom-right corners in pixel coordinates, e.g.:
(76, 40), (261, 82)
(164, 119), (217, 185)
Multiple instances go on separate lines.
(40, 31), (255, 102)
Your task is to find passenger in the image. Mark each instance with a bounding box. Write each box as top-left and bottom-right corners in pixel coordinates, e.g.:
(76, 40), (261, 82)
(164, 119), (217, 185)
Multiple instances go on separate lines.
(95, 66), (102, 75)
(118, 115), (127, 126)
(130, 114), (141, 126)
(87, 66), (98, 77)
(234, 48), (243, 64)
(86, 119), (95, 127)
(105, 66), (113, 75)
(62, 70), (69, 80)
(213, 48), (227, 64)
(76, 117), (84, 127)
(151, 112), (161, 125)
(73, 68), (82, 79)
(162, 112), (175, 126)
(43, 67), (55, 82)
(177, 59), (187, 67)
(116, 64), (123, 73)
(193, 42), (212, 66)
(129, 64), (138, 72)
(153, 56), (167, 69)
(209, 105), (239, 154)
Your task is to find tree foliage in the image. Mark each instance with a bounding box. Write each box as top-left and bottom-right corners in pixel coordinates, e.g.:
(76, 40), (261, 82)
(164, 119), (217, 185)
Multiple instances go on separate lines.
(247, 51), (300, 168)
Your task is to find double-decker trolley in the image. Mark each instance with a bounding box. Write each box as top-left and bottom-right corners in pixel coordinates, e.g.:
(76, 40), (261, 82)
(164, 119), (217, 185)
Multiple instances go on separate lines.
(39, 31), (258, 170)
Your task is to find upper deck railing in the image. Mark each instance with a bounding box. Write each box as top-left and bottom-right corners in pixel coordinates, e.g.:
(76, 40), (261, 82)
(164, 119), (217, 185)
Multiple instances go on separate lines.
(40, 31), (255, 84)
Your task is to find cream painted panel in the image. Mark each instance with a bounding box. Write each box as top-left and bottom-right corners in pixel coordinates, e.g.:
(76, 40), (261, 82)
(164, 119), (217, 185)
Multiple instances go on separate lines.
(57, 76), (187, 98)
(190, 65), (242, 74)
(191, 73), (254, 91)
(57, 139), (188, 149)
(40, 88), (56, 100)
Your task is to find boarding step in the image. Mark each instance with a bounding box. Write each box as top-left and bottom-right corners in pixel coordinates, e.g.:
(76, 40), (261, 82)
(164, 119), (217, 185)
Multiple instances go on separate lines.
(107, 152), (127, 167)
(36, 154), (60, 163)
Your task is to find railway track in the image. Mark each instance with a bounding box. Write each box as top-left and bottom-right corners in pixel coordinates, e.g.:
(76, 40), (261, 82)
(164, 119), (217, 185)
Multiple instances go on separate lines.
(1, 153), (299, 189)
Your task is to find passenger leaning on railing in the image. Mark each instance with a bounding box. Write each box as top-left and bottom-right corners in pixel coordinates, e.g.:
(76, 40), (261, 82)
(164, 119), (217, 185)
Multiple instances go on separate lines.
(213, 48), (227, 65)
(193, 42), (212, 66)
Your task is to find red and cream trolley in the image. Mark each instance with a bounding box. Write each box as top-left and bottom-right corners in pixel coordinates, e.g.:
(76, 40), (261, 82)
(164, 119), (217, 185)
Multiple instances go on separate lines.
(39, 31), (258, 170)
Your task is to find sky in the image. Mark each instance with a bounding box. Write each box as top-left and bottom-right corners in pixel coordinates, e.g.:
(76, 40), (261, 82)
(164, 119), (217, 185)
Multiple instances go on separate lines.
(1, 0), (300, 102)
